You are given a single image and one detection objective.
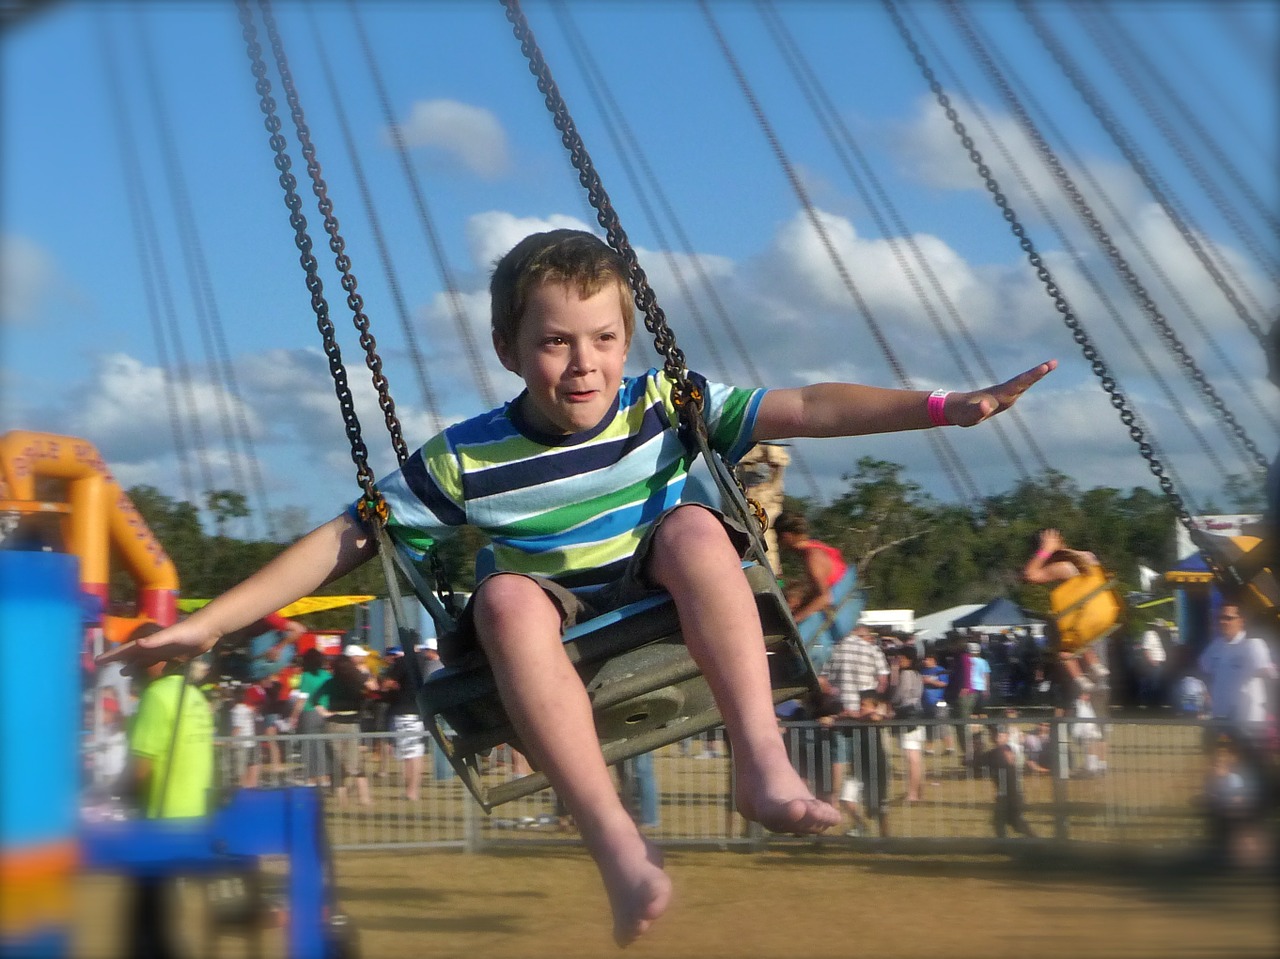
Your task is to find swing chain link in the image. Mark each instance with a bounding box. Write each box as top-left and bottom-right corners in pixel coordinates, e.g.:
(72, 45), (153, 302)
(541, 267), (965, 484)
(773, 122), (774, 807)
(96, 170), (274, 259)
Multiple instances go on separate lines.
(256, 0), (410, 471)
(503, 0), (768, 532)
(241, 0), (465, 621)
(236, 0), (380, 512)
(501, 0), (692, 407)
(882, 0), (1237, 586)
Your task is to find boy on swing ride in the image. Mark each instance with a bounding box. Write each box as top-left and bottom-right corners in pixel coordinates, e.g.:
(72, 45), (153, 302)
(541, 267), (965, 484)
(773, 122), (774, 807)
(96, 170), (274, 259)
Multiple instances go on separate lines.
(104, 229), (1055, 946)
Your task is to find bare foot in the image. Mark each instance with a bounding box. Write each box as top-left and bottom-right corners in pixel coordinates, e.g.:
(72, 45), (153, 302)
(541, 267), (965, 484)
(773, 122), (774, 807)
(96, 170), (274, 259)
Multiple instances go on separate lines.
(599, 835), (673, 947)
(734, 761), (841, 834)
(738, 793), (841, 834)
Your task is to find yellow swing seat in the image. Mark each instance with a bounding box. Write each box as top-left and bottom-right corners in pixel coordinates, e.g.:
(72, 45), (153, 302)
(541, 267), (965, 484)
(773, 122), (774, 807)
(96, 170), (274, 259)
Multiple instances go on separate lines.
(1049, 565), (1124, 653)
(417, 561), (817, 812)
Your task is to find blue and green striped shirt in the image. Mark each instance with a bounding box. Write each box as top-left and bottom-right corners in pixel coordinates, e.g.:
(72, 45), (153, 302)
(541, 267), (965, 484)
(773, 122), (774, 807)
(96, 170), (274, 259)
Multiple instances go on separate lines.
(366, 369), (765, 588)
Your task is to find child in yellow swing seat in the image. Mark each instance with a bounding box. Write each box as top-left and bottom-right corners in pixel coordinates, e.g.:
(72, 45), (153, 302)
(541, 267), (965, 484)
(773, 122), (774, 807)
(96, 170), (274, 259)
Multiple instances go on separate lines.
(102, 229), (1055, 947)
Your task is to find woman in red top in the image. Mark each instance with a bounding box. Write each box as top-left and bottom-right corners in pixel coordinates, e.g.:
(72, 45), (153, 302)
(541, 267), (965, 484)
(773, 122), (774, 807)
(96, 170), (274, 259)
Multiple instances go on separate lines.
(775, 512), (849, 623)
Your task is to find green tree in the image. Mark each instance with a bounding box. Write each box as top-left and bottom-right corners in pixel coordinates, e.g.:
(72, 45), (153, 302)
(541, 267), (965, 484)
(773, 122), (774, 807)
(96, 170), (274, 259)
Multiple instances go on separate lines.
(206, 489), (250, 539)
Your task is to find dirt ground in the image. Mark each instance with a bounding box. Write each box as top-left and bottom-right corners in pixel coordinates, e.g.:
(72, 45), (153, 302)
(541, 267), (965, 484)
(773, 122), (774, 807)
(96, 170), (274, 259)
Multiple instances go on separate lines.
(75, 844), (1279, 959)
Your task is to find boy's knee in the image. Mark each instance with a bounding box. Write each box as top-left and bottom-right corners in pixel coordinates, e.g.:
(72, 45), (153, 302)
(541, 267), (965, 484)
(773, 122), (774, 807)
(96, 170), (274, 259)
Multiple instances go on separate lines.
(473, 574), (559, 631)
(654, 504), (730, 549)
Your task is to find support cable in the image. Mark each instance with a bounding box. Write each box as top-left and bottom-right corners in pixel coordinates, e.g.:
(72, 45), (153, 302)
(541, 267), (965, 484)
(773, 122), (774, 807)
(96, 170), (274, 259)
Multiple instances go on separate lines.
(96, 15), (197, 506)
(346, 0), (497, 409)
(959, 4), (1279, 437)
(882, 0), (1212, 544)
(699, 0), (983, 505)
(915, 0), (1228, 487)
(305, 4), (447, 435)
(1073, 1), (1279, 280)
(1017, 0), (1269, 349)
(133, 8), (277, 540)
(759, 0), (1042, 482)
(98, 13), (216, 505)
(945, 0), (1269, 473)
(547, 1), (824, 502)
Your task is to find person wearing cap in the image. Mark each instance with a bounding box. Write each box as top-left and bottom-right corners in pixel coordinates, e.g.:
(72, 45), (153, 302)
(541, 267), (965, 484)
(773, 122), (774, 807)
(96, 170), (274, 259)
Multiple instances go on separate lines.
(949, 639), (985, 765)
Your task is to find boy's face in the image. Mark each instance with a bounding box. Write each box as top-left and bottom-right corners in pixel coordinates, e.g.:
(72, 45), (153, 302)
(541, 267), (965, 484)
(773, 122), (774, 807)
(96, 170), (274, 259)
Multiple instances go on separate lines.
(495, 280), (629, 435)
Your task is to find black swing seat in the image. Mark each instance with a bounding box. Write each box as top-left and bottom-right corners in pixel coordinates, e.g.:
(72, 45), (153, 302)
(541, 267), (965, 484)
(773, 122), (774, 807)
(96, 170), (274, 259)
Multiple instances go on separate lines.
(417, 561), (819, 811)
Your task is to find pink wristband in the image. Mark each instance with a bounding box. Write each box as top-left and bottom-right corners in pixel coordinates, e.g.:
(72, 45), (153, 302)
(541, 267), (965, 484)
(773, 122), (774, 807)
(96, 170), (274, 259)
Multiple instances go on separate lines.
(1035, 548), (1052, 560)
(927, 389), (951, 427)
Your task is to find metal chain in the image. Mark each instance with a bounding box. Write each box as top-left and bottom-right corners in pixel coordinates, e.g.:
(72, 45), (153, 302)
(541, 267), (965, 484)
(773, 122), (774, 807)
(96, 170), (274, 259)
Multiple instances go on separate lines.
(881, 0), (1218, 557)
(243, 0), (460, 612)
(257, 0), (409, 470)
(237, 0), (380, 513)
(501, 0), (767, 532)
(1016, 0), (1268, 350)
(944, 0), (1268, 474)
(501, 0), (692, 407)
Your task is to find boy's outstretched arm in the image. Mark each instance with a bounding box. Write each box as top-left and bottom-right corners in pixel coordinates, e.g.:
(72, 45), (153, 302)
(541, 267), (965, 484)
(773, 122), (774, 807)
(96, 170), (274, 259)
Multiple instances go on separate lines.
(98, 511), (376, 672)
(752, 360), (1056, 440)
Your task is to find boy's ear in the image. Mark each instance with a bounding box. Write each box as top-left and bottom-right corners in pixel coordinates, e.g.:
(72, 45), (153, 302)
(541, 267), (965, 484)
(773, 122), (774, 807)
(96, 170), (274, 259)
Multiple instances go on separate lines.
(493, 330), (520, 375)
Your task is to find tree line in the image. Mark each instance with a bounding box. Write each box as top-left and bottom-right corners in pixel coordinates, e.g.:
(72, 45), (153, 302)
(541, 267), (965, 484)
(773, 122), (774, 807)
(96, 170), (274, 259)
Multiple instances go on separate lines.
(118, 458), (1232, 628)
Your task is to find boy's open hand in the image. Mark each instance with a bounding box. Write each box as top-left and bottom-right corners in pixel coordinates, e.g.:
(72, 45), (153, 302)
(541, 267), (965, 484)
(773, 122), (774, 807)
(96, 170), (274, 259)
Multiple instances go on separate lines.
(97, 620), (219, 676)
(947, 359), (1056, 427)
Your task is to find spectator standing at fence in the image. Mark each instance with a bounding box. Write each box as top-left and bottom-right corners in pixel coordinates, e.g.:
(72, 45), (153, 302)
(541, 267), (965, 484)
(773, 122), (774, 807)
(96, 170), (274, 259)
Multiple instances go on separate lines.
(291, 647), (331, 787)
(842, 690), (891, 837)
(380, 644), (428, 802)
(1198, 603), (1277, 741)
(981, 724), (1036, 839)
(256, 672), (291, 777)
(774, 511), (849, 624)
(1021, 721), (1053, 776)
(1199, 734), (1270, 870)
(890, 647), (925, 803)
(918, 650), (953, 756)
(949, 641), (984, 765)
(229, 683), (260, 788)
(822, 624), (888, 716)
(315, 645), (378, 808)
(970, 641), (991, 715)
(1133, 621), (1170, 709)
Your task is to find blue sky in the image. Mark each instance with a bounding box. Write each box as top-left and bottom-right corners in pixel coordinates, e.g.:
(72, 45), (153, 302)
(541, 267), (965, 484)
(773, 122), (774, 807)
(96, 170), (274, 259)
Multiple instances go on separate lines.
(2, 0), (1277, 541)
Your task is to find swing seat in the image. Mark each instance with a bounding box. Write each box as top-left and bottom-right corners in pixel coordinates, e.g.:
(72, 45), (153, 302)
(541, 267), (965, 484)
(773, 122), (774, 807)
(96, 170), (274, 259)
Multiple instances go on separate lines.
(795, 568), (863, 673)
(1050, 566), (1124, 653)
(418, 561), (818, 811)
(1191, 533), (1280, 622)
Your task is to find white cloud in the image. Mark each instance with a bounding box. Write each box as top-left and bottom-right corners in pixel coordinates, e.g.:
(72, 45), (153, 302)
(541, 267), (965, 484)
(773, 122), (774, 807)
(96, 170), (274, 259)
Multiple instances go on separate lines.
(390, 99), (511, 179)
(463, 210), (594, 273)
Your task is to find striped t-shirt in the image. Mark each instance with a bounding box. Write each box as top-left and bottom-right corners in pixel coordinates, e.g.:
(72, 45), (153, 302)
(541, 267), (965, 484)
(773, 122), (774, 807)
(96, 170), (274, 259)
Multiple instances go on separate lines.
(366, 369), (766, 589)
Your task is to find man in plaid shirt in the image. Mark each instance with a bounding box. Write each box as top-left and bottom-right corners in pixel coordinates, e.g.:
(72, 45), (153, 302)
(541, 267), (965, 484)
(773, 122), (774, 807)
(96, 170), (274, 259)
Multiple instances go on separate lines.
(822, 625), (890, 714)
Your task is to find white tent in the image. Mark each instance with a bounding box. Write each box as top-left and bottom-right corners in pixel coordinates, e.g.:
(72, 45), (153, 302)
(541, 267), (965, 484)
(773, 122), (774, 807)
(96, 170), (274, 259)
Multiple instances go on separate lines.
(913, 604), (984, 643)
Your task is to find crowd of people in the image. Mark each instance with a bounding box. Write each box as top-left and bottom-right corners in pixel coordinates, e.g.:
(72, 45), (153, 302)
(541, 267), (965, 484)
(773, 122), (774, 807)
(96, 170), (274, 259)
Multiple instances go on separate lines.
(771, 518), (1278, 862)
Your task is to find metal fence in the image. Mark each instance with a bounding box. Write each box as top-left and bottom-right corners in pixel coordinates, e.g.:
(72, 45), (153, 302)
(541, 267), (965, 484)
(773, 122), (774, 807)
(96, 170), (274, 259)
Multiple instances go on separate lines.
(190, 715), (1224, 853)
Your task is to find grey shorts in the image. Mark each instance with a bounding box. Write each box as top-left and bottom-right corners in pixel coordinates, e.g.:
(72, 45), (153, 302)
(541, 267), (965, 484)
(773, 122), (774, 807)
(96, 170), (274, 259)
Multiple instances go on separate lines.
(439, 504), (752, 667)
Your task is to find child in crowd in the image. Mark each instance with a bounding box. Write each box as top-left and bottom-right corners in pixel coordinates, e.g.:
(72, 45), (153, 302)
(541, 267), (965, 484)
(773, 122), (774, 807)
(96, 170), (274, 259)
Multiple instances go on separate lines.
(103, 229), (1054, 946)
(842, 689), (892, 837)
(1200, 735), (1269, 870)
(981, 723), (1036, 838)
